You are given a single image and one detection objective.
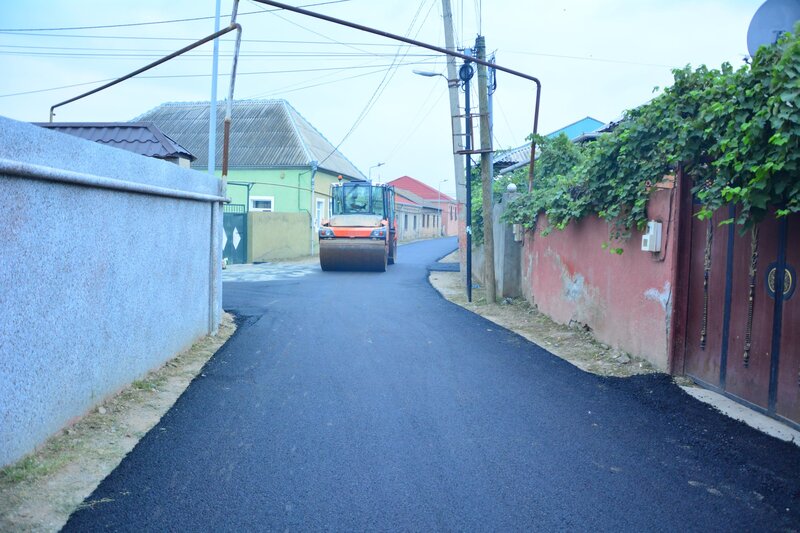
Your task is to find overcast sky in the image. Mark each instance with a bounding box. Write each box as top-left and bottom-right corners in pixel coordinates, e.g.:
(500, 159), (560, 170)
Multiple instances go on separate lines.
(1, 0), (765, 197)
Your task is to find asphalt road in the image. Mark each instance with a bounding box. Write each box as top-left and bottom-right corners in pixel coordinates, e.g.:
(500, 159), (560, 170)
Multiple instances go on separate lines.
(64, 238), (800, 531)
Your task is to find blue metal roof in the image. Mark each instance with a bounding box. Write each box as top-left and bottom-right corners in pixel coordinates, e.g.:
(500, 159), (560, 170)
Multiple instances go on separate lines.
(545, 116), (605, 140)
(494, 116), (606, 172)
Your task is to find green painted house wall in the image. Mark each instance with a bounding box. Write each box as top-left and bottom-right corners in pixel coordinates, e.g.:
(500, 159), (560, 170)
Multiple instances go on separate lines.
(224, 168), (346, 217)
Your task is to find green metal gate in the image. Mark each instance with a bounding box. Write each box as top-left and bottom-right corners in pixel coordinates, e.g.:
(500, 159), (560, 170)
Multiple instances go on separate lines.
(223, 204), (247, 265)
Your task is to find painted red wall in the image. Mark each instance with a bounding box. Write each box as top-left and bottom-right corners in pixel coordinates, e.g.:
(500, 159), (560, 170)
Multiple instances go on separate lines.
(520, 187), (679, 369)
(443, 201), (460, 237)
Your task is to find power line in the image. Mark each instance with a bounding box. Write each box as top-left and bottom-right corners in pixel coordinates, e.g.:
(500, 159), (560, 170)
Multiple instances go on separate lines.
(0, 58), (445, 99)
(318, 0), (437, 166)
(247, 0), (376, 57)
(243, 55), (441, 98)
(0, 1), (350, 32)
(0, 49), (439, 59)
(381, 82), (445, 162)
(0, 33), (422, 47)
(243, 65), (403, 99)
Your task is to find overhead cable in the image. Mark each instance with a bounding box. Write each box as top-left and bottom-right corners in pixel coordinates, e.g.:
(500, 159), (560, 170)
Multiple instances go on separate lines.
(1, 59), (445, 99)
(0, 0), (350, 32)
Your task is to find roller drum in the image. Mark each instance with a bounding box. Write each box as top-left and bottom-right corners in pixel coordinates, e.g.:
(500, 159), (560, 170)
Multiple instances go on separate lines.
(319, 239), (387, 272)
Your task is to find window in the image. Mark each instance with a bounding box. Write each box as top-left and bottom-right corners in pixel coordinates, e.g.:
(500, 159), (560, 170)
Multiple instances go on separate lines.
(413, 216), (417, 230)
(371, 186), (385, 215)
(250, 196), (274, 212)
(404, 214), (408, 230)
(315, 198), (325, 229)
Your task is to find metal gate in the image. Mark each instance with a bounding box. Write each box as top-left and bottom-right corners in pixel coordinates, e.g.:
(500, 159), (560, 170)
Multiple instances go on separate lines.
(681, 200), (799, 428)
(223, 203), (247, 265)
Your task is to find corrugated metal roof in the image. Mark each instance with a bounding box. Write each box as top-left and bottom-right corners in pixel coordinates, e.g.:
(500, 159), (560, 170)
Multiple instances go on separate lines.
(494, 116), (606, 168)
(33, 122), (195, 161)
(132, 99), (365, 180)
(493, 144), (532, 167)
(387, 175), (455, 202)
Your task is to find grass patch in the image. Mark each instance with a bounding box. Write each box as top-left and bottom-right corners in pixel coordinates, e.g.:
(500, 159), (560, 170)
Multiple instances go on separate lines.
(0, 452), (71, 484)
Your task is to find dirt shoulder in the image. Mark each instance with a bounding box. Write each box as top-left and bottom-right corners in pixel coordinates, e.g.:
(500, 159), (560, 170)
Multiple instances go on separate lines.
(428, 251), (661, 379)
(0, 314), (236, 533)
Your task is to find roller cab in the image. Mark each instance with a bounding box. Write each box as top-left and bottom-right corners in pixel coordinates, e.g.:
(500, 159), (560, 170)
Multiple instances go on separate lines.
(319, 181), (397, 272)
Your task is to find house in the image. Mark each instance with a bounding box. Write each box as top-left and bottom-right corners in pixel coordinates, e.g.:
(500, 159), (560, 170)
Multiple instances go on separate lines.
(387, 175), (458, 239)
(394, 194), (424, 242)
(135, 99), (366, 262)
(494, 116), (605, 175)
(392, 187), (441, 242)
(33, 122), (196, 167)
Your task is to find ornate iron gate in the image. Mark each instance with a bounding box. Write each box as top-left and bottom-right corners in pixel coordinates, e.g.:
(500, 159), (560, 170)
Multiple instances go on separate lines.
(223, 203), (247, 265)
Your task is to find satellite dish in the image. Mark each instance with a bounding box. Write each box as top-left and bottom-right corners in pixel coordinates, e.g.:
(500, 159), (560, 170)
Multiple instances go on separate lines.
(747, 0), (800, 56)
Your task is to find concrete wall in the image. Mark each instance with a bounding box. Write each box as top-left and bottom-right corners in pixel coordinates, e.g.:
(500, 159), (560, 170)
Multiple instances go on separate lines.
(418, 209), (441, 239)
(248, 211), (312, 261)
(0, 117), (224, 467)
(397, 205), (423, 242)
(519, 187), (679, 370)
(472, 194), (522, 299)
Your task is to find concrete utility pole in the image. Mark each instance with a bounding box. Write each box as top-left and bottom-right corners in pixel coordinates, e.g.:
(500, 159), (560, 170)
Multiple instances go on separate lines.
(476, 35), (496, 304)
(441, 0), (467, 279)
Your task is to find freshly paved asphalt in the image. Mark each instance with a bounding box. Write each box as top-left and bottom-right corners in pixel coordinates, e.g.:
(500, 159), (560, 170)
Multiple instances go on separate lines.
(64, 238), (800, 531)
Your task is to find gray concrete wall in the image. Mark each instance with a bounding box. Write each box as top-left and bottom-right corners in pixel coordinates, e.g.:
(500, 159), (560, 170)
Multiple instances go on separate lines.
(471, 193), (522, 299)
(494, 193), (522, 298)
(0, 117), (224, 467)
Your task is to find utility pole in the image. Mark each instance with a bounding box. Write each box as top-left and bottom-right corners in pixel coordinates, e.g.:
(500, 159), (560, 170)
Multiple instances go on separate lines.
(476, 35), (496, 304)
(441, 0), (467, 281)
(461, 55), (475, 303)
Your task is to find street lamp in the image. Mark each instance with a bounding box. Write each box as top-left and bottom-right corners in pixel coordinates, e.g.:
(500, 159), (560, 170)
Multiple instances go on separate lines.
(413, 69), (442, 78)
(437, 179), (448, 236)
(413, 69), (458, 87)
(368, 162), (384, 181)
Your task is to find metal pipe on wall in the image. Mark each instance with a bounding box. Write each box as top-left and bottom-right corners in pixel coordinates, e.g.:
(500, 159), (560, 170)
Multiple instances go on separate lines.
(208, 0), (222, 176)
(310, 160), (318, 256)
(221, 0), (242, 180)
(49, 23), (241, 122)
(464, 69), (473, 303)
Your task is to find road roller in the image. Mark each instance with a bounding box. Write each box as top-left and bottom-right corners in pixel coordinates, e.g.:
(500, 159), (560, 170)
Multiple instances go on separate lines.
(318, 180), (397, 271)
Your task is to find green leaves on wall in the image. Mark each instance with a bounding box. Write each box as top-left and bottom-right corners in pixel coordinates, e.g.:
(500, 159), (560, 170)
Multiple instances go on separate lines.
(503, 26), (800, 240)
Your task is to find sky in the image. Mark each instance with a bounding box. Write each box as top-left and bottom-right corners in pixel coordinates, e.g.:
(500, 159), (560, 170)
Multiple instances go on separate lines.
(0, 0), (766, 198)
